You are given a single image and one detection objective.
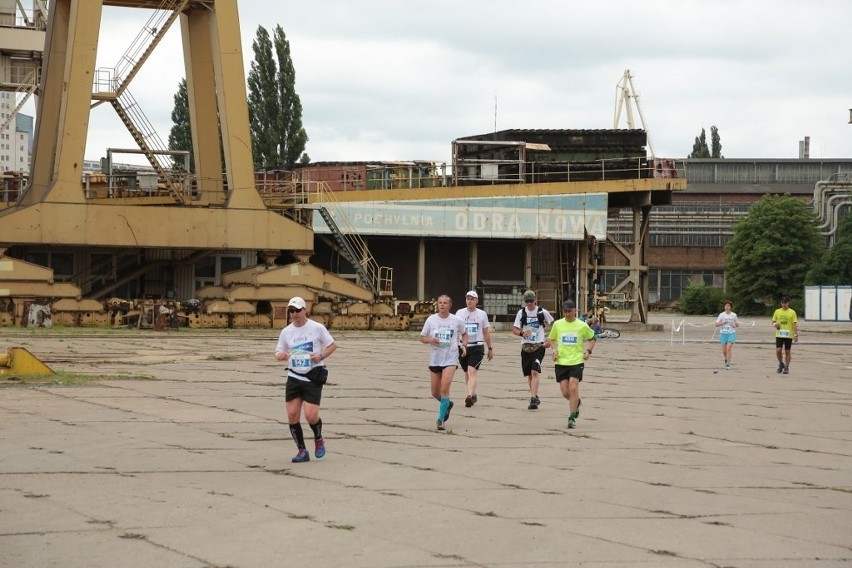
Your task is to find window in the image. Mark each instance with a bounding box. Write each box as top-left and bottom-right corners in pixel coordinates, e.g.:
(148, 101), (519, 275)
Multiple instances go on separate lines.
(653, 269), (725, 302)
(220, 256), (242, 274)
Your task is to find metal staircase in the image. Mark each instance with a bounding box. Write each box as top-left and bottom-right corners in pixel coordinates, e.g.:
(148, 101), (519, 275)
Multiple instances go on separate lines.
(0, 70), (38, 134)
(308, 184), (393, 299)
(91, 0), (189, 203)
(111, 1), (187, 96)
(109, 90), (187, 203)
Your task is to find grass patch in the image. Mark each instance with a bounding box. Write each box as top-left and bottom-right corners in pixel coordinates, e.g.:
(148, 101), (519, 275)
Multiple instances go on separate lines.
(0, 371), (154, 387)
(206, 354), (245, 361)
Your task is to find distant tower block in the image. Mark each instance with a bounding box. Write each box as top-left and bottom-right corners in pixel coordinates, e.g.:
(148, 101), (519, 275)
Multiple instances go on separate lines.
(798, 136), (810, 160)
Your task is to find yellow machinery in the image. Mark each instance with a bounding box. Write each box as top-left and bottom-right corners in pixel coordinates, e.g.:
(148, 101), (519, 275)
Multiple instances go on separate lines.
(0, 347), (55, 377)
(0, 2), (684, 329)
(0, 0), (397, 329)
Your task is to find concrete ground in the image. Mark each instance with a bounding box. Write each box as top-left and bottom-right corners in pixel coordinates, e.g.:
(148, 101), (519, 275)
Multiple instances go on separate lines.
(1, 316), (851, 567)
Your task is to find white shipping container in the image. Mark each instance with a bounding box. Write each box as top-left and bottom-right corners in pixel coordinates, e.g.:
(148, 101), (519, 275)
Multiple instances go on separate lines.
(805, 285), (852, 322)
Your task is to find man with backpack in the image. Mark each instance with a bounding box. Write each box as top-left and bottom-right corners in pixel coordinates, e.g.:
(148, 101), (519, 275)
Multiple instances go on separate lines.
(512, 290), (554, 410)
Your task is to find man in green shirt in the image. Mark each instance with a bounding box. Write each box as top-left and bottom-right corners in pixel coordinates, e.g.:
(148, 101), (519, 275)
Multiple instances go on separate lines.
(548, 300), (596, 429)
(771, 296), (799, 374)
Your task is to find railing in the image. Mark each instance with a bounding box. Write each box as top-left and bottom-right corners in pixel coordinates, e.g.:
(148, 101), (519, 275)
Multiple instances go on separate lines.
(453, 157), (684, 186)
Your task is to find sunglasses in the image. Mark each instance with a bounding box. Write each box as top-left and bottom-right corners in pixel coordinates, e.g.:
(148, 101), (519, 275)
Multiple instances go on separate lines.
(524, 299), (536, 303)
(287, 307), (303, 314)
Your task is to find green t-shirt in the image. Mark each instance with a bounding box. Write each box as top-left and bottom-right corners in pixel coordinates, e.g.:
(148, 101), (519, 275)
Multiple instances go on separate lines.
(548, 318), (595, 366)
(772, 307), (797, 338)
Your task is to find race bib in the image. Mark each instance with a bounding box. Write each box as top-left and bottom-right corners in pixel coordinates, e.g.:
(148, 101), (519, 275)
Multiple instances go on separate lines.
(560, 333), (579, 345)
(779, 329), (790, 338)
(721, 325), (733, 334)
(290, 341), (313, 373)
(435, 330), (453, 346)
(465, 323), (479, 336)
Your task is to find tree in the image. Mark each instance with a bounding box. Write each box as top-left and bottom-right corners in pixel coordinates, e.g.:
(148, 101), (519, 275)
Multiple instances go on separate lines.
(689, 128), (710, 158)
(710, 125), (723, 158)
(247, 25), (308, 170)
(805, 212), (852, 285)
(167, 79), (194, 171)
(725, 195), (825, 311)
(688, 125), (723, 158)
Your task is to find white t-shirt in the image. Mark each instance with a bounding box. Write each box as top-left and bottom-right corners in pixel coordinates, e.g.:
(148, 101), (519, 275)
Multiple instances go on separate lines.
(275, 319), (335, 381)
(455, 307), (490, 345)
(421, 313), (467, 367)
(513, 306), (555, 344)
(716, 311), (738, 334)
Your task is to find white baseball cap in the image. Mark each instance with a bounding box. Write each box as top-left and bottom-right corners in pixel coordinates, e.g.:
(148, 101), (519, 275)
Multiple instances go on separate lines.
(465, 290), (478, 299)
(287, 297), (307, 310)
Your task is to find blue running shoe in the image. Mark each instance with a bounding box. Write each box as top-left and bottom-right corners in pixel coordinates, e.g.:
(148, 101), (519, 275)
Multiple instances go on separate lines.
(315, 438), (326, 459)
(292, 449), (310, 463)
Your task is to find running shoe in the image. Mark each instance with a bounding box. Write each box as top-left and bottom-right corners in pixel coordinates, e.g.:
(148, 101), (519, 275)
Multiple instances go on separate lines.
(443, 400), (454, 422)
(436, 420), (446, 431)
(724, 358), (728, 367)
(782, 365), (789, 375)
(315, 438), (326, 459)
(725, 362), (731, 370)
(465, 395), (473, 408)
(576, 398), (581, 418)
(472, 394), (478, 404)
(528, 396), (540, 410)
(568, 416), (576, 429)
(292, 449), (310, 463)
(777, 362), (784, 374)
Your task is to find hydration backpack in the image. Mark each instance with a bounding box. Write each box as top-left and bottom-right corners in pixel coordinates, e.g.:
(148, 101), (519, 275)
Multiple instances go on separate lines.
(519, 306), (545, 327)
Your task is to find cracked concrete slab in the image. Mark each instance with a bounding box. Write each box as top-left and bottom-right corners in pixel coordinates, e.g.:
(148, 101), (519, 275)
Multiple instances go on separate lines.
(1, 316), (850, 567)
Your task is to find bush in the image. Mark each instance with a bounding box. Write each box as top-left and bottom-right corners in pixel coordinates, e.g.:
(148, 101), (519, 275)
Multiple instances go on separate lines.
(728, 294), (804, 317)
(679, 283), (725, 315)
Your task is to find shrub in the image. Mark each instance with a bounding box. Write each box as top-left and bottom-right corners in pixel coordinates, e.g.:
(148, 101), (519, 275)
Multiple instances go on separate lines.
(680, 283), (725, 315)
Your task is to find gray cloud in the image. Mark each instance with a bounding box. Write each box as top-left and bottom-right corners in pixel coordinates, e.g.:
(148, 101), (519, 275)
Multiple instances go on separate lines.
(51, 0), (851, 164)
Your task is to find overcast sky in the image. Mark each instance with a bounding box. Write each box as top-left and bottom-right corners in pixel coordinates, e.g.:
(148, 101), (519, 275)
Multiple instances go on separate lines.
(35, 0), (852, 164)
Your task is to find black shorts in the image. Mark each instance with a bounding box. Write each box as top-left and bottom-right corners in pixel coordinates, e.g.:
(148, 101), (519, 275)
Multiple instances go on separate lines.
(429, 365), (457, 374)
(775, 337), (793, 350)
(521, 345), (545, 377)
(459, 344), (485, 372)
(285, 377), (323, 405)
(555, 363), (584, 382)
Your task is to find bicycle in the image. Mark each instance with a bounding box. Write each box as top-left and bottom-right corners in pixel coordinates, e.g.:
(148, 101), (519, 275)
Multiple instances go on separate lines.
(596, 328), (620, 339)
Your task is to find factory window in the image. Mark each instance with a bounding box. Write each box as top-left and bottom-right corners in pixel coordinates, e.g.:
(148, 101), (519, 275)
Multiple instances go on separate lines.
(50, 254), (74, 279)
(24, 252), (48, 267)
(220, 256), (242, 274)
(195, 257), (215, 278)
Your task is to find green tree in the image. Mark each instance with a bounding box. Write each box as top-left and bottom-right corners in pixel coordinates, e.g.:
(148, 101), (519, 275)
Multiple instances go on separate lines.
(167, 79), (194, 171)
(805, 212), (852, 285)
(247, 25), (309, 169)
(725, 195), (825, 311)
(710, 125), (723, 158)
(688, 128), (710, 158)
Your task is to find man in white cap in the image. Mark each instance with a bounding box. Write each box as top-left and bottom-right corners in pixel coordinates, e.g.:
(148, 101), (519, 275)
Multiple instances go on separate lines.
(455, 290), (493, 407)
(275, 296), (337, 462)
(512, 289), (554, 410)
